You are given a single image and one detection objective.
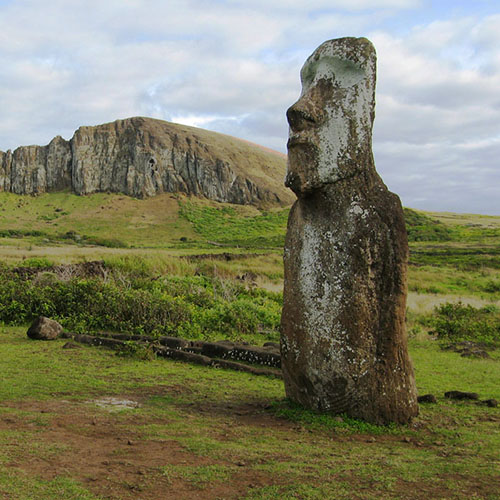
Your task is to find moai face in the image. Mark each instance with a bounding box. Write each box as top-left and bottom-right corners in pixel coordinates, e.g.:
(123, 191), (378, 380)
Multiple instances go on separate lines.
(285, 37), (376, 195)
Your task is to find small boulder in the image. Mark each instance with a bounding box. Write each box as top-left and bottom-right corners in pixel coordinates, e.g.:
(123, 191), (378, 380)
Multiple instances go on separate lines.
(479, 399), (498, 408)
(417, 394), (437, 404)
(27, 316), (63, 340)
(444, 391), (479, 401)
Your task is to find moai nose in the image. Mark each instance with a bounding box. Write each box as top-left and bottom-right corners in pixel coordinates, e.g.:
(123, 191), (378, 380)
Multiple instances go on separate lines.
(286, 100), (318, 133)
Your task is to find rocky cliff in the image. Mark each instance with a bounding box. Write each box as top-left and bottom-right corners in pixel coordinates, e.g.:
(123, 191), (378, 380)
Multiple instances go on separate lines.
(0, 117), (293, 207)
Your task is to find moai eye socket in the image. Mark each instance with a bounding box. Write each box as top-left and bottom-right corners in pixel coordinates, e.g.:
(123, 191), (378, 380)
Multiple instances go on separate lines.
(301, 55), (365, 91)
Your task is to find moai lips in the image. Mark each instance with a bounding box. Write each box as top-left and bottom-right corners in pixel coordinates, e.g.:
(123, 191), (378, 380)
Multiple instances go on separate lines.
(280, 37), (419, 425)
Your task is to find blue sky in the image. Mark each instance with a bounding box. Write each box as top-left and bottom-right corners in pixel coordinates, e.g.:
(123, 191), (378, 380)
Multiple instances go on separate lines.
(0, 0), (499, 214)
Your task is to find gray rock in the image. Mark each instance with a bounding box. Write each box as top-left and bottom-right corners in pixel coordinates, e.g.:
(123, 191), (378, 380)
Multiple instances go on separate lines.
(27, 316), (63, 340)
(280, 37), (418, 425)
(0, 117), (293, 207)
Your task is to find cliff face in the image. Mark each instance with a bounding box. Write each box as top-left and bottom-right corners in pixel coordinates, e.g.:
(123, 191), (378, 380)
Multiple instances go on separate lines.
(0, 136), (72, 195)
(0, 117), (292, 207)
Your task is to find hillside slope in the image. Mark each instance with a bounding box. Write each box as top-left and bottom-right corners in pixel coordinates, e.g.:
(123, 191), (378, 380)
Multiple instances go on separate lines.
(0, 117), (293, 207)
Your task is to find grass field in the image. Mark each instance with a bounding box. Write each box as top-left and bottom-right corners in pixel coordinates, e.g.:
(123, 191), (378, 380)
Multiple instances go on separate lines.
(0, 326), (499, 499)
(0, 191), (499, 498)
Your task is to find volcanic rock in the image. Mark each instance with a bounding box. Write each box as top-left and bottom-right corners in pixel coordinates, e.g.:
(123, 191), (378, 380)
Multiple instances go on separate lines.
(0, 117), (293, 207)
(417, 394), (437, 404)
(444, 391), (479, 401)
(27, 316), (63, 340)
(280, 37), (418, 425)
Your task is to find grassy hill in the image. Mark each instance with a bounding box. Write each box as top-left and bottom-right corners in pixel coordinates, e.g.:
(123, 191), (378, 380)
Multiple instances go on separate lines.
(0, 191), (289, 251)
(1, 192), (499, 249)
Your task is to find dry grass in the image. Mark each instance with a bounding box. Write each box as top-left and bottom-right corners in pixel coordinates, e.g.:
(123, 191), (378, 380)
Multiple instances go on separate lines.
(407, 292), (500, 315)
(426, 211), (500, 228)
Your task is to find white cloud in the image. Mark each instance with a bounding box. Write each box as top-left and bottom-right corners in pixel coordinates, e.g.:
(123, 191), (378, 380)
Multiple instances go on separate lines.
(369, 17), (500, 214)
(224, 0), (420, 12)
(0, 1), (498, 213)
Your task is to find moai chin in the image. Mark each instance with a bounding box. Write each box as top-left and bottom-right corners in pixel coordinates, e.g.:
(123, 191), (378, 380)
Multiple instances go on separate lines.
(280, 37), (419, 425)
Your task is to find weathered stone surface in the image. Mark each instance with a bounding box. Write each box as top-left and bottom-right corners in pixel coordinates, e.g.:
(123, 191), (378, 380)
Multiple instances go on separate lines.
(27, 316), (63, 340)
(280, 37), (418, 425)
(0, 117), (293, 207)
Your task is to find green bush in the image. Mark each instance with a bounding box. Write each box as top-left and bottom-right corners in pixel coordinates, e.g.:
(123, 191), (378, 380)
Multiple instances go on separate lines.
(20, 257), (54, 268)
(0, 263), (282, 343)
(430, 302), (500, 346)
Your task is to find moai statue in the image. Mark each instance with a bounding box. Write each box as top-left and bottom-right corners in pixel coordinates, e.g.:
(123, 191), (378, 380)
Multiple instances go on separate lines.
(280, 37), (419, 425)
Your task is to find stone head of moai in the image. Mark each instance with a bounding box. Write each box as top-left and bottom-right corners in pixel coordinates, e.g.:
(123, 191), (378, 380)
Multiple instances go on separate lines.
(285, 37), (376, 195)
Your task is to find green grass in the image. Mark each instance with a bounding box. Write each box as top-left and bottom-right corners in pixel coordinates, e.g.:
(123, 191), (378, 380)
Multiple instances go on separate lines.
(0, 326), (499, 499)
(0, 471), (101, 500)
(0, 191), (194, 249)
(178, 200), (289, 248)
(403, 208), (454, 242)
(4, 192), (498, 253)
(161, 464), (234, 488)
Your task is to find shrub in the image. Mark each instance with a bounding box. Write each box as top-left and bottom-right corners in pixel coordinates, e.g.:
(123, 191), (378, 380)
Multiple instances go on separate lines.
(21, 257), (54, 268)
(0, 262), (282, 343)
(430, 302), (500, 346)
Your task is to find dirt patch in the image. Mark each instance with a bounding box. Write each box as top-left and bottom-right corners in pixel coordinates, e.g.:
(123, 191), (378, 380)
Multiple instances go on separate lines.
(1, 392), (499, 499)
(1, 397), (279, 499)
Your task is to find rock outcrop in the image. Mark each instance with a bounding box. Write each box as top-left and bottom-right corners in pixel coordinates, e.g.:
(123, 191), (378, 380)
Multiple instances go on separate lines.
(0, 117), (293, 207)
(280, 37), (419, 425)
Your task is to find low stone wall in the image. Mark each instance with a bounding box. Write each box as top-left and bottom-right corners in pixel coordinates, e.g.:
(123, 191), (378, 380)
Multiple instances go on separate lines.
(62, 332), (282, 378)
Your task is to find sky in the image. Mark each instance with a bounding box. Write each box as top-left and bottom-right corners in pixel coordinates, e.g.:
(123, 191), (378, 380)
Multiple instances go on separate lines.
(0, 0), (499, 215)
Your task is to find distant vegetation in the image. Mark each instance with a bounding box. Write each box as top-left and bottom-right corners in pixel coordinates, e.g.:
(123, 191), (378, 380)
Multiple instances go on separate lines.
(178, 201), (288, 248)
(1, 191), (498, 249)
(403, 208), (453, 242)
(0, 191), (499, 348)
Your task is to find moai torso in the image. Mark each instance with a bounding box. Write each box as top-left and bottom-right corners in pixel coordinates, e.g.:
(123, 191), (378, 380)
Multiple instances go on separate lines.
(280, 37), (418, 425)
